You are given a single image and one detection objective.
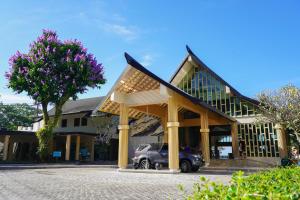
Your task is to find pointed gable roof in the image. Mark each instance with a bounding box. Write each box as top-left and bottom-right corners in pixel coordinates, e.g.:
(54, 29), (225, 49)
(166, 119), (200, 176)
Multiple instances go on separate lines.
(169, 46), (259, 105)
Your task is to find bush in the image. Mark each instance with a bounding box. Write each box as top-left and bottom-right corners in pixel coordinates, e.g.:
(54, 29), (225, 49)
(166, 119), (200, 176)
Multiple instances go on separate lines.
(179, 167), (300, 200)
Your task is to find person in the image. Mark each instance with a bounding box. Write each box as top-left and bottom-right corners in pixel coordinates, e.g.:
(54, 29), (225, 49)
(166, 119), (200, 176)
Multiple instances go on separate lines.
(238, 139), (246, 159)
(291, 146), (300, 166)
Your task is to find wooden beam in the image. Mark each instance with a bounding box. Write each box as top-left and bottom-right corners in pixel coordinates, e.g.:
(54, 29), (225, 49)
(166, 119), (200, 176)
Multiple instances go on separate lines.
(231, 122), (239, 159)
(167, 95), (180, 172)
(200, 111), (210, 164)
(118, 103), (129, 169)
(3, 135), (10, 161)
(65, 135), (71, 161)
(75, 135), (80, 161)
(130, 104), (166, 118)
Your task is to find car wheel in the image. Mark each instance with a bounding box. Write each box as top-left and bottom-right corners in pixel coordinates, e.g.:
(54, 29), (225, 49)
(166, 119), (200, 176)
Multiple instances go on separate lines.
(191, 166), (200, 172)
(180, 160), (191, 173)
(139, 159), (150, 169)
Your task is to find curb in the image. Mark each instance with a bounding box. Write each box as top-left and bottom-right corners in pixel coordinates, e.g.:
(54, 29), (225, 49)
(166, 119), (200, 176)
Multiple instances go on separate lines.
(0, 164), (118, 170)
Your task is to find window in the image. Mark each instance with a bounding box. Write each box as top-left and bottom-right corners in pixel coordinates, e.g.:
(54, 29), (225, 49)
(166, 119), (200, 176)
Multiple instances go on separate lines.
(61, 119), (68, 127)
(81, 118), (88, 126)
(74, 118), (80, 127)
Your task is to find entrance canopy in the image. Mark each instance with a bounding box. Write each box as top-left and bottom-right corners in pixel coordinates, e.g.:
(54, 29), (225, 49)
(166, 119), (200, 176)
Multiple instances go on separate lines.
(96, 52), (238, 171)
(97, 53), (235, 124)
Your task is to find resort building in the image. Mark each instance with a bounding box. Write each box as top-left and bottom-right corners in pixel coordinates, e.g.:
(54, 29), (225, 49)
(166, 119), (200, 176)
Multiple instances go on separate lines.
(0, 97), (119, 162)
(97, 46), (287, 171)
(0, 46), (288, 172)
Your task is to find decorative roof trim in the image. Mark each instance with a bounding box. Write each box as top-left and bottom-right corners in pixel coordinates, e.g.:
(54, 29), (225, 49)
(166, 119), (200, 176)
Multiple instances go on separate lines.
(169, 45), (259, 105)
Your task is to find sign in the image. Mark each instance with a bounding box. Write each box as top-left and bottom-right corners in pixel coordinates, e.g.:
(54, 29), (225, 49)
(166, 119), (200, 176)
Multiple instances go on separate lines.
(52, 151), (62, 158)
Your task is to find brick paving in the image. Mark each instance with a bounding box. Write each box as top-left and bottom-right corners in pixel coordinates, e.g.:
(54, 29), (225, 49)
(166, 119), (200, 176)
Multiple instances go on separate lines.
(0, 168), (231, 200)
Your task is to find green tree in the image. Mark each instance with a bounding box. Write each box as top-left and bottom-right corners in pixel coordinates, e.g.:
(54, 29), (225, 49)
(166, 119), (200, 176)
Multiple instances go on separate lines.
(257, 85), (300, 144)
(6, 30), (105, 160)
(0, 103), (39, 130)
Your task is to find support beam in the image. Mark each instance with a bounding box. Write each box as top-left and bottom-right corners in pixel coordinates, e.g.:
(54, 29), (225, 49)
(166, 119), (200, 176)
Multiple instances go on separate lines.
(167, 96), (179, 172)
(161, 117), (168, 143)
(65, 135), (71, 161)
(231, 122), (239, 159)
(200, 111), (210, 165)
(275, 124), (288, 158)
(130, 105), (167, 118)
(90, 137), (95, 162)
(118, 103), (129, 169)
(3, 135), (10, 161)
(75, 135), (80, 161)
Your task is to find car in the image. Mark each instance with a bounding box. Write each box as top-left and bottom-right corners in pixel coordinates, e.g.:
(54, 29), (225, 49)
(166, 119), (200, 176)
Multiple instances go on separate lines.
(132, 143), (204, 173)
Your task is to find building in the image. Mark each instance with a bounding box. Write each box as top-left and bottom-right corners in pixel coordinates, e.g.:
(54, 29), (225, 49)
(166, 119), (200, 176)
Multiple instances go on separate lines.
(0, 97), (119, 162)
(96, 46), (287, 171)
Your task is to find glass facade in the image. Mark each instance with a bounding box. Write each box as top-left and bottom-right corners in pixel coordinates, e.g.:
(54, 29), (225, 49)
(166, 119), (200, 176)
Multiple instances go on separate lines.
(176, 65), (279, 157)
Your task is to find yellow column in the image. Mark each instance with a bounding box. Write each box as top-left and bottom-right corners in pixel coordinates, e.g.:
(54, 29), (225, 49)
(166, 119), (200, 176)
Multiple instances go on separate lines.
(90, 137), (95, 162)
(75, 135), (80, 161)
(162, 117), (168, 143)
(231, 122), (239, 159)
(118, 103), (129, 169)
(200, 111), (210, 165)
(167, 96), (179, 172)
(3, 135), (10, 161)
(275, 124), (288, 158)
(65, 135), (71, 161)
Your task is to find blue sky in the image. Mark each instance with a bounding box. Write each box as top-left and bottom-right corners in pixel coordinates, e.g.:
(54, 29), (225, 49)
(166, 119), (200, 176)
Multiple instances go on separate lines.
(1, 0), (299, 104)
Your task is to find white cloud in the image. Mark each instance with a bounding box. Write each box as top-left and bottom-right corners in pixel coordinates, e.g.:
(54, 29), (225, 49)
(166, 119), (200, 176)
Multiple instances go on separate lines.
(103, 23), (139, 41)
(140, 54), (154, 67)
(0, 93), (33, 104)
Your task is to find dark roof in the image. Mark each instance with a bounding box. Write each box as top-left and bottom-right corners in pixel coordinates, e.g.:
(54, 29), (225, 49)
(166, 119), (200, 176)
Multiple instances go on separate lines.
(48, 97), (105, 116)
(124, 53), (235, 122)
(169, 46), (259, 105)
(0, 130), (36, 136)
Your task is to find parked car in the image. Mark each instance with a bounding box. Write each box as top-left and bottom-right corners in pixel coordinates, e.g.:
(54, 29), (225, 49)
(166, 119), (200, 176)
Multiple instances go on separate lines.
(132, 143), (204, 173)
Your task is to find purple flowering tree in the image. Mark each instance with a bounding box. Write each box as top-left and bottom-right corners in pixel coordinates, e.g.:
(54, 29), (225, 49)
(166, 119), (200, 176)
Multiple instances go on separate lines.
(6, 30), (105, 160)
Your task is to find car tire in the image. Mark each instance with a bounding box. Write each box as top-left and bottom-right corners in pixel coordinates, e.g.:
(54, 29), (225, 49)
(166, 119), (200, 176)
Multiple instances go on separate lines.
(139, 159), (151, 169)
(191, 166), (200, 172)
(180, 160), (191, 173)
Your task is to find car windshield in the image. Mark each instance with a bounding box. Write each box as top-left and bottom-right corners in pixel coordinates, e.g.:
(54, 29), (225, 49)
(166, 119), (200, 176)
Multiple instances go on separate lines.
(136, 144), (149, 151)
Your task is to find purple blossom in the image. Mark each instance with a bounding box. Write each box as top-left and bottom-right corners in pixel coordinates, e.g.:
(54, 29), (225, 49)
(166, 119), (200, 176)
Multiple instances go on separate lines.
(74, 54), (81, 62)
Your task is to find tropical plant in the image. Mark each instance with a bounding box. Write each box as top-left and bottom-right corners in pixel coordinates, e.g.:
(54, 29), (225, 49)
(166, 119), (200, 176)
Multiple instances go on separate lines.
(0, 103), (40, 130)
(257, 85), (300, 143)
(6, 29), (105, 160)
(179, 167), (300, 200)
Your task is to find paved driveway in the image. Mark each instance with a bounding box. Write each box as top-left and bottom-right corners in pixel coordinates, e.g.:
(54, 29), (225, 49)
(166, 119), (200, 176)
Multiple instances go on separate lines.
(0, 168), (231, 200)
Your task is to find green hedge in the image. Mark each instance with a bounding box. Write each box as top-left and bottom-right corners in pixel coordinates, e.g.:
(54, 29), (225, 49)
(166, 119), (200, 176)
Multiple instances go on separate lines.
(179, 167), (300, 200)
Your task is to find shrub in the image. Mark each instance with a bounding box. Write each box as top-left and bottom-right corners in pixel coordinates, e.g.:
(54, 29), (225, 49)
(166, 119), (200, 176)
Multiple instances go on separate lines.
(179, 167), (300, 200)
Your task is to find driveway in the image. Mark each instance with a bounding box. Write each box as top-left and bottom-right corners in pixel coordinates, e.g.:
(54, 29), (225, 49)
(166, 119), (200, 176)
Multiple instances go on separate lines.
(0, 167), (231, 200)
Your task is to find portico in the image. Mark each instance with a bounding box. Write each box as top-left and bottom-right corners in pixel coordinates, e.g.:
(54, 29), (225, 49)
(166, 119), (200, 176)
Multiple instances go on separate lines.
(98, 53), (237, 171)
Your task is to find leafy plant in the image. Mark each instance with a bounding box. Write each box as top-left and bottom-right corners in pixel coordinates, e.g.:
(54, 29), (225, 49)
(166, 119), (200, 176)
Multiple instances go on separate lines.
(5, 29), (105, 160)
(257, 85), (300, 143)
(0, 103), (40, 130)
(179, 167), (300, 200)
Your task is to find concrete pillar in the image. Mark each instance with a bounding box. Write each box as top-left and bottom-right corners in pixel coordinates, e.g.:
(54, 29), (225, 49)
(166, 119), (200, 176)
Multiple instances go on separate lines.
(231, 122), (239, 159)
(65, 135), (71, 161)
(200, 111), (210, 165)
(167, 96), (179, 172)
(275, 124), (288, 158)
(75, 135), (80, 161)
(118, 103), (129, 169)
(3, 135), (10, 161)
(90, 137), (95, 162)
(162, 117), (168, 143)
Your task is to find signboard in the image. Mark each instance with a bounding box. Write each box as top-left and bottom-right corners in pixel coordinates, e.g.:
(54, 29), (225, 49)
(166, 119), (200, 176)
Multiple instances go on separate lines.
(52, 151), (62, 158)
